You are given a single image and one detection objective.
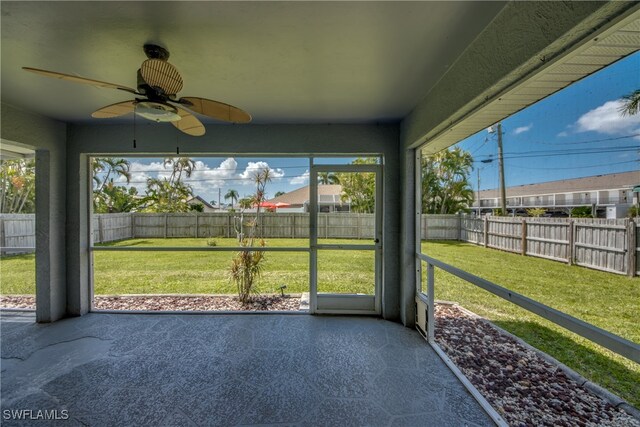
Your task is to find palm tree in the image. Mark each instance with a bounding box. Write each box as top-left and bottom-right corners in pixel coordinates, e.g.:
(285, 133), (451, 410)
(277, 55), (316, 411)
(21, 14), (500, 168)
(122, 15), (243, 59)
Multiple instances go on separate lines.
(318, 172), (340, 185)
(421, 147), (474, 214)
(163, 157), (196, 185)
(620, 89), (640, 116)
(238, 197), (254, 210)
(142, 177), (193, 212)
(92, 158), (131, 191)
(224, 189), (239, 208)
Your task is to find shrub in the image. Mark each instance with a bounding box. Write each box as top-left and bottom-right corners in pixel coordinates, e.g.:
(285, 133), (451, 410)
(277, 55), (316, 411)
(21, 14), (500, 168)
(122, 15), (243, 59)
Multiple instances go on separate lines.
(230, 239), (266, 304)
(526, 208), (546, 217)
(206, 239), (217, 247)
(570, 206), (593, 218)
(628, 205), (640, 218)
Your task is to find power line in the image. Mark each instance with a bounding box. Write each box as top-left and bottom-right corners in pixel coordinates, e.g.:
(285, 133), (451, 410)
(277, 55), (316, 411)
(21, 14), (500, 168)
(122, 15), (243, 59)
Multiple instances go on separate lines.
(113, 176), (297, 185)
(473, 146), (639, 162)
(506, 159), (639, 171)
(527, 132), (640, 146)
(94, 164), (311, 175)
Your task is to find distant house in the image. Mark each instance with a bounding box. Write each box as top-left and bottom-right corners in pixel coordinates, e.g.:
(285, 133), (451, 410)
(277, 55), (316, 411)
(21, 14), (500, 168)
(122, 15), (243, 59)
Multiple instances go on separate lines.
(186, 196), (217, 212)
(474, 171), (639, 216)
(268, 185), (350, 213)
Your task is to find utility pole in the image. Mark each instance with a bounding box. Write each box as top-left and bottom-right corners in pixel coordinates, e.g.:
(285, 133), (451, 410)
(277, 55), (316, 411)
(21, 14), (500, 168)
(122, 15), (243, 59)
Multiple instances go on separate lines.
(497, 123), (507, 215)
(476, 168), (481, 216)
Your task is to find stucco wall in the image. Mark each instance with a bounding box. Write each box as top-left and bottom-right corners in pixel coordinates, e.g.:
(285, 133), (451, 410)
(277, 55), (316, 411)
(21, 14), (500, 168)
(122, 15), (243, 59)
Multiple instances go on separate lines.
(1, 103), (67, 322)
(66, 123), (402, 320)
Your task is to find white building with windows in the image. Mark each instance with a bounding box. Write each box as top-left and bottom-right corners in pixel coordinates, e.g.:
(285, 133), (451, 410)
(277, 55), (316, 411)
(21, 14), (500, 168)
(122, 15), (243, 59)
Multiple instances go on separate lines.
(473, 171), (639, 216)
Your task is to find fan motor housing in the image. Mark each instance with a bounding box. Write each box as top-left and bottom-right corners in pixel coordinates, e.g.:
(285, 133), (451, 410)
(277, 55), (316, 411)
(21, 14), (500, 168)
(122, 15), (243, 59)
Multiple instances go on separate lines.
(143, 44), (170, 61)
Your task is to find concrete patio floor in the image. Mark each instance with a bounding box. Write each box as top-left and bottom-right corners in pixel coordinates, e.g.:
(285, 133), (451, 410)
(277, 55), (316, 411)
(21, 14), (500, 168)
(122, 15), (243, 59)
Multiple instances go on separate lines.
(1, 311), (493, 426)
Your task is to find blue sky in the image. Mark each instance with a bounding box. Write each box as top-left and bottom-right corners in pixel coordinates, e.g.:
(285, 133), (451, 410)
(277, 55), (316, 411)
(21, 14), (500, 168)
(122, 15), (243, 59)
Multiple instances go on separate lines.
(455, 51), (640, 192)
(106, 52), (639, 203)
(112, 156), (357, 204)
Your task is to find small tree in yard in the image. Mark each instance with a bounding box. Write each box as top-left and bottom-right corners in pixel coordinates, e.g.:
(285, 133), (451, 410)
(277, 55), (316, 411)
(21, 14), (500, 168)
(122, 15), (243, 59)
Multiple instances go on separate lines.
(527, 208), (546, 217)
(0, 159), (35, 213)
(229, 168), (272, 304)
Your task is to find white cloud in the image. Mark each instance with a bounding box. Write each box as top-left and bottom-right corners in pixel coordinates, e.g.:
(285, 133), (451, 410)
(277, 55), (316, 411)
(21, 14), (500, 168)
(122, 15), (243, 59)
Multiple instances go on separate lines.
(116, 161), (170, 185)
(575, 99), (640, 136)
(239, 161), (285, 183)
(188, 158), (239, 193)
(289, 170), (309, 185)
(109, 158), (291, 199)
(557, 131), (568, 137)
(513, 124), (533, 135)
(119, 158), (241, 195)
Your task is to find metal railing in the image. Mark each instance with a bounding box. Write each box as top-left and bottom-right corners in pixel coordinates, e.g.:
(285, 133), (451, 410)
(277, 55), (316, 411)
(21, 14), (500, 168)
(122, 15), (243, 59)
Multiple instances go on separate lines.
(416, 252), (640, 363)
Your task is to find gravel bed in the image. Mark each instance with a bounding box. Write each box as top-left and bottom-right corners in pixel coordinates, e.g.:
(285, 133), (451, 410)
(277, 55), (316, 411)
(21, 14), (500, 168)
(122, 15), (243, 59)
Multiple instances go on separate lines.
(435, 304), (639, 427)
(0, 295), (35, 309)
(1, 295), (301, 311)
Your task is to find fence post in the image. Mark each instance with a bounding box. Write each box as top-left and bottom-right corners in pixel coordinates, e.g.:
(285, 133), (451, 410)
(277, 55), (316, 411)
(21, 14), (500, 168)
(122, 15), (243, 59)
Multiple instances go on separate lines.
(164, 213), (168, 238)
(357, 214), (361, 239)
(0, 218), (5, 256)
(567, 220), (574, 265)
(195, 213), (199, 238)
(98, 215), (104, 244)
(292, 214), (296, 239)
(227, 214), (231, 238)
(521, 219), (527, 256)
(483, 216), (488, 248)
(130, 213), (135, 239)
(628, 220), (636, 277)
(325, 215), (328, 239)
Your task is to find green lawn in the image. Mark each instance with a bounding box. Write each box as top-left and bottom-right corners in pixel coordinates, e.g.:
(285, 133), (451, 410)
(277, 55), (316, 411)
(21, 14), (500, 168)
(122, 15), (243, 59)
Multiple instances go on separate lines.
(0, 253), (35, 294)
(422, 240), (640, 408)
(0, 238), (375, 296)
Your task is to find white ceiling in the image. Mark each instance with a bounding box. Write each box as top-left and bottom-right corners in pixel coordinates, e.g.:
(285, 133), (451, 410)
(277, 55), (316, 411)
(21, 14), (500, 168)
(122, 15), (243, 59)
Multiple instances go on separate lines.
(1, 1), (505, 124)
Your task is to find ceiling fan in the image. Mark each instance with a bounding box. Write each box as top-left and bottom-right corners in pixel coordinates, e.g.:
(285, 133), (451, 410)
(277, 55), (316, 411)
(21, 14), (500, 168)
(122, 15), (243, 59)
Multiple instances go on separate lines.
(22, 44), (251, 136)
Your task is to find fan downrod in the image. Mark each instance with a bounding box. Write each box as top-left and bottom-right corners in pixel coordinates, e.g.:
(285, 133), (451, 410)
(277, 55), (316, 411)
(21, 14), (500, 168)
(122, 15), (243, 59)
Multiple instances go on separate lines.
(143, 44), (170, 61)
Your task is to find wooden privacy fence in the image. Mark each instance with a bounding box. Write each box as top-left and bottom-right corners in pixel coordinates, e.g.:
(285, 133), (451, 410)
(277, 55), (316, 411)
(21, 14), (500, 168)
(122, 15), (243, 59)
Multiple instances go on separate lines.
(1, 212), (377, 254)
(3, 213), (638, 275)
(0, 214), (35, 255)
(124, 212), (375, 240)
(452, 214), (637, 277)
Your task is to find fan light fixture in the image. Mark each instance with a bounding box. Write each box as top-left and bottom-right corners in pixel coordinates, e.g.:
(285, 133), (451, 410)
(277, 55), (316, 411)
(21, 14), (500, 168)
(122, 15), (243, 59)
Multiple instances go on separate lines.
(134, 101), (181, 122)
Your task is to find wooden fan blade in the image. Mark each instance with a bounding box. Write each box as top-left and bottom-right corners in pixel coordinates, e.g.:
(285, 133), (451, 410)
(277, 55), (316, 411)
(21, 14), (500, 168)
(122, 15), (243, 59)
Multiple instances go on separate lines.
(22, 67), (137, 94)
(92, 100), (136, 118)
(140, 59), (183, 95)
(179, 97), (251, 123)
(172, 108), (206, 136)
